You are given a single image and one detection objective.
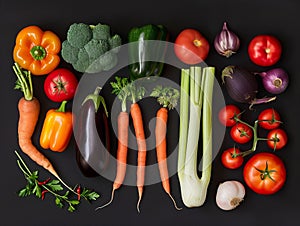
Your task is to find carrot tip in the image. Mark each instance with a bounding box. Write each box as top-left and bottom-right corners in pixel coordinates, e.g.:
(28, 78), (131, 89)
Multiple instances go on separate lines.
(167, 192), (182, 211)
(136, 196), (141, 213)
(95, 188), (115, 211)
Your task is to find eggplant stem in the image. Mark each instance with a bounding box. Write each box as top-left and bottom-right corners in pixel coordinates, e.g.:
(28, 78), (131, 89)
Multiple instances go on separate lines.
(249, 96), (276, 109)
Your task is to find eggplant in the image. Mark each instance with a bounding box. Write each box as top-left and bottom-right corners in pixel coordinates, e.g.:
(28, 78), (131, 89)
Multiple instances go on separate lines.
(74, 87), (110, 177)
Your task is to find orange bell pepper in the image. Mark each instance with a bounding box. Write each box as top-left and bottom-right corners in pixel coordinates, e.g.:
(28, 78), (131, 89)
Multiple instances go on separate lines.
(40, 101), (73, 152)
(13, 25), (61, 76)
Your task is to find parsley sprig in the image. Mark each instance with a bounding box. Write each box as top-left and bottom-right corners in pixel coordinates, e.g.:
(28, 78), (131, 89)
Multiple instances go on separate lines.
(15, 150), (100, 212)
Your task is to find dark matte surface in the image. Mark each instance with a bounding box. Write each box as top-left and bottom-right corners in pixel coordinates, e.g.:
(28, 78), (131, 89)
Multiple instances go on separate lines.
(1, 0), (299, 225)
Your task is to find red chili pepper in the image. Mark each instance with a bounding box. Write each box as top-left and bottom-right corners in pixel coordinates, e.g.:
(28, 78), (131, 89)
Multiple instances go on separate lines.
(38, 178), (51, 186)
(77, 185), (81, 201)
(41, 190), (48, 200)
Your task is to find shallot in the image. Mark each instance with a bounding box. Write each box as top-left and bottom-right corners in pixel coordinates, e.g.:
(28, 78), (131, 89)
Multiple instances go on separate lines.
(216, 180), (245, 211)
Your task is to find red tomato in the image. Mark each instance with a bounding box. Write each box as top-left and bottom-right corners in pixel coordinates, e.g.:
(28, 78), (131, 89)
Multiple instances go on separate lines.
(258, 108), (281, 130)
(218, 105), (241, 127)
(243, 152), (286, 195)
(230, 123), (253, 144)
(267, 128), (288, 150)
(174, 29), (210, 65)
(221, 147), (244, 169)
(248, 35), (282, 66)
(44, 68), (78, 102)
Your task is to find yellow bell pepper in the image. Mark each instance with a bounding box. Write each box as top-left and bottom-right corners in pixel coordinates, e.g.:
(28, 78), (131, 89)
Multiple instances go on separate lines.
(40, 101), (73, 152)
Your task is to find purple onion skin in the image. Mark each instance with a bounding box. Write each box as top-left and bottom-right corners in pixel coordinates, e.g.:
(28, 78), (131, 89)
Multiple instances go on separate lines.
(222, 66), (276, 108)
(259, 68), (289, 94)
(214, 22), (240, 58)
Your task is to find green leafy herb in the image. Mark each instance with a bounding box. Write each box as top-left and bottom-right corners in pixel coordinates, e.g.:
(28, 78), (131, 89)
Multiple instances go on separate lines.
(150, 86), (180, 110)
(15, 150), (100, 212)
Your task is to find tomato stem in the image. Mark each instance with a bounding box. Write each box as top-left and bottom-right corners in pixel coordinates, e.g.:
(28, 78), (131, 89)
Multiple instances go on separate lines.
(254, 161), (277, 182)
(193, 39), (202, 47)
(233, 114), (272, 158)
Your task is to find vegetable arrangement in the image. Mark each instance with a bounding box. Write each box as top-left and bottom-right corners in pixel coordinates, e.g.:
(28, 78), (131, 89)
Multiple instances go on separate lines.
(13, 62), (99, 212)
(11, 20), (290, 214)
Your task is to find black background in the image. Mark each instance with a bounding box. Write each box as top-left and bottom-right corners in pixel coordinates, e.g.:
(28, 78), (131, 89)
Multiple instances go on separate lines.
(1, 0), (300, 225)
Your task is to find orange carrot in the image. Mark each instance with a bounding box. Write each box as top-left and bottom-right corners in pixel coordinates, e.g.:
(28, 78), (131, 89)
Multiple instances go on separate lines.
(17, 97), (57, 176)
(130, 102), (147, 213)
(96, 76), (131, 211)
(96, 111), (129, 210)
(155, 107), (181, 210)
(151, 85), (181, 210)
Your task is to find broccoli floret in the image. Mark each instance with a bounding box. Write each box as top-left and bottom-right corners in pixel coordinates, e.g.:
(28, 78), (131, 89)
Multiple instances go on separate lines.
(92, 23), (111, 40)
(84, 39), (109, 62)
(73, 48), (90, 73)
(61, 40), (79, 64)
(108, 34), (122, 53)
(67, 23), (93, 48)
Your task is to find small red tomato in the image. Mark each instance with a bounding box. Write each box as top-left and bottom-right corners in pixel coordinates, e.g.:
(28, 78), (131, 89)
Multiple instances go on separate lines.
(258, 108), (281, 130)
(44, 68), (78, 102)
(267, 128), (288, 150)
(221, 147), (244, 169)
(243, 152), (286, 195)
(230, 123), (253, 144)
(248, 35), (282, 66)
(174, 28), (210, 65)
(218, 105), (241, 127)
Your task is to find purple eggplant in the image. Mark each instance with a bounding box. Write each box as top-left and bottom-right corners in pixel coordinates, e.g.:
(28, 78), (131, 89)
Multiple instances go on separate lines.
(75, 87), (110, 177)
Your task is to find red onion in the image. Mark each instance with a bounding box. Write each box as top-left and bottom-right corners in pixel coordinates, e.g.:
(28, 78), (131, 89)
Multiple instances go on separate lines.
(222, 66), (276, 108)
(256, 68), (289, 94)
(214, 22), (240, 58)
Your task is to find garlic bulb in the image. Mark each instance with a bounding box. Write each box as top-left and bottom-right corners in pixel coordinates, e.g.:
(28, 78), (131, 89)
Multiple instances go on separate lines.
(216, 180), (245, 211)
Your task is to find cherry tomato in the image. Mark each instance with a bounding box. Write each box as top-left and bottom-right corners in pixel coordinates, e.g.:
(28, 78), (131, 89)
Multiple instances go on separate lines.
(243, 152), (286, 195)
(267, 128), (288, 151)
(230, 123), (253, 144)
(218, 105), (241, 127)
(44, 68), (78, 102)
(258, 108), (281, 130)
(174, 29), (210, 65)
(248, 35), (282, 66)
(221, 147), (244, 169)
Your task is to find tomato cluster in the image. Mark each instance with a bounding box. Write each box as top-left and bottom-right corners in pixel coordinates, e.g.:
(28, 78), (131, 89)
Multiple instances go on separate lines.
(218, 105), (287, 195)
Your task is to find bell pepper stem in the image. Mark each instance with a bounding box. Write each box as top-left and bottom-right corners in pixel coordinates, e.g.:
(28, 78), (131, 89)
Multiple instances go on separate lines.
(57, 101), (67, 113)
(30, 45), (47, 61)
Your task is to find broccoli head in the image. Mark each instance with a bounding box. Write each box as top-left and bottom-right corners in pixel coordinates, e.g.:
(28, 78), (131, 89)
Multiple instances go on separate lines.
(61, 22), (122, 74)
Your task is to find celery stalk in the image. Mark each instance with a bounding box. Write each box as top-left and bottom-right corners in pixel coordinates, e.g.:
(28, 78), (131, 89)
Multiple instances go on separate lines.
(177, 69), (190, 174)
(177, 66), (215, 208)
